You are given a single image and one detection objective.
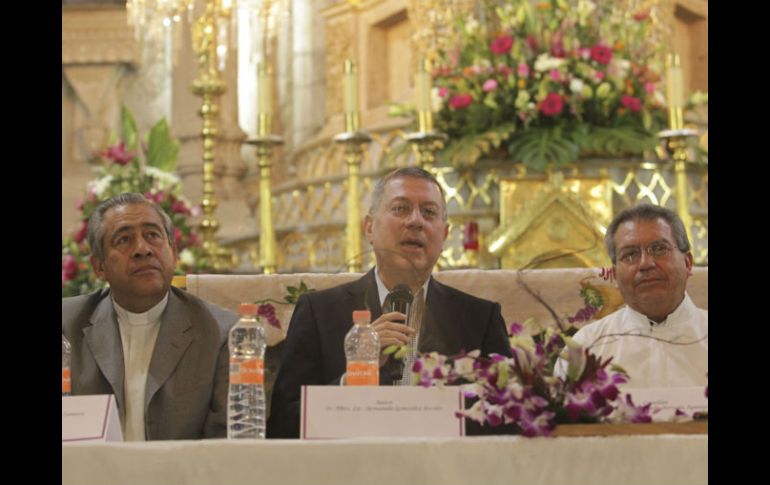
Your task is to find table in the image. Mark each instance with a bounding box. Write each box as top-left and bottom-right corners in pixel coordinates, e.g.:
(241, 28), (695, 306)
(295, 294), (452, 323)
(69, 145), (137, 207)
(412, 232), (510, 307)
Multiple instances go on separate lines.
(62, 433), (707, 485)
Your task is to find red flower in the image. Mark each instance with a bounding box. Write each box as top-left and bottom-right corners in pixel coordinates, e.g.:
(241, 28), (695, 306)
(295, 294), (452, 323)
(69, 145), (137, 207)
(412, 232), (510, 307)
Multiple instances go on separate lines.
(620, 95), (642, 112)
(550, 39), (566, 58)
(102, 142), (136, 165)
(73, 220), (88, 244)
(633, 9), (649, 21)
(171, 200), (190, 215)
(590, 45), (613, 65)
(539, 93), (564, 116)
(62, 255), (78, 287)
(490, 34), (514, 55)
(526, 34), (539, 51)
(449, 93), (473, 109)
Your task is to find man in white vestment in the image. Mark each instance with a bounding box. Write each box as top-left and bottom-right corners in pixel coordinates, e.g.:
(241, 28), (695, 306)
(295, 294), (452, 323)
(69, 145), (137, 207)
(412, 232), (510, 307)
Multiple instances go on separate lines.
(571, 204), (707, 388)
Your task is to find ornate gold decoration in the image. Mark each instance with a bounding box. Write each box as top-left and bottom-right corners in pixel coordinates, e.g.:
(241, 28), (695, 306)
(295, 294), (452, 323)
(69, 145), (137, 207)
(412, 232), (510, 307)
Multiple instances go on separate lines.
(488, 171), (612, 269)
(191, 0), (235, 271)
(325, 21), (354, 117)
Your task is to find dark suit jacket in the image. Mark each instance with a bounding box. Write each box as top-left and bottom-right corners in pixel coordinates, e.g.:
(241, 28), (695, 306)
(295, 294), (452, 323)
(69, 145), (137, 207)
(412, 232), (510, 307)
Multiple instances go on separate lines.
(62, 286), (238, 440)
(267, 269), (512, 438)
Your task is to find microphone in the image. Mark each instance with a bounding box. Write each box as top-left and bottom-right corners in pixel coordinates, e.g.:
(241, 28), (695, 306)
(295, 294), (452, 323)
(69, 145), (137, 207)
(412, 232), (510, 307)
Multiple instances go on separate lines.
(384, 284), (414, 324)
(383, 284), (414, 382)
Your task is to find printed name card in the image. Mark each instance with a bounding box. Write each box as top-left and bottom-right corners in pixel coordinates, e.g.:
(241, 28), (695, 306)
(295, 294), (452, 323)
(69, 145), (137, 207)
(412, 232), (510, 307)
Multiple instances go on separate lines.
(624, 387), (708, 421)
(301, 386), (464, 439)
(62, 394), (123, 442)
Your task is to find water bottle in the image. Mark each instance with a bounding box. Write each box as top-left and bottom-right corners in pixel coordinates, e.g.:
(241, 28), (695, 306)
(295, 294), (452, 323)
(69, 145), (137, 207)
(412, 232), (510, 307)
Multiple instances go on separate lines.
(344, 310), (380, 385)
(227, 303), (267, 439)
(62, 334), (72, 396)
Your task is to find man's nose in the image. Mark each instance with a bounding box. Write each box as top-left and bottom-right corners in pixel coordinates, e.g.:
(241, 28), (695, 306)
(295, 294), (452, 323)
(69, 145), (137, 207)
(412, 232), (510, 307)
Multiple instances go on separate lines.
(638, 248), (656, 268)
(405, 207), (424, 227)
(132, 238), (153, 257)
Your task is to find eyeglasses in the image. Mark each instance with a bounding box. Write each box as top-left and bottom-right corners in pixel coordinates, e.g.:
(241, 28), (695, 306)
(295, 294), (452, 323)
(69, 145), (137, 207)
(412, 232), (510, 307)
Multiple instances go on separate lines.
(617, 241), (676, 265)
(387, 202), (444, 222)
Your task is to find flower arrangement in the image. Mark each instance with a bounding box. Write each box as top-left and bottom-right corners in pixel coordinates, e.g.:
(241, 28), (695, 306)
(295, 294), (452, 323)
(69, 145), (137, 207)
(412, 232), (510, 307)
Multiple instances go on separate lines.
(430, 0), (671, 170)
(62, 107), (207, 297)
(414, 321), (652, 437)
(254, 280), (316, 330)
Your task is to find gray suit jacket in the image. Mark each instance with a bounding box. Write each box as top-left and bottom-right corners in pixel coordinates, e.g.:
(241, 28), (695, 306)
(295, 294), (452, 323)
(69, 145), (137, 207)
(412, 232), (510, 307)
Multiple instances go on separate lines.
(62, 286), (238, 440)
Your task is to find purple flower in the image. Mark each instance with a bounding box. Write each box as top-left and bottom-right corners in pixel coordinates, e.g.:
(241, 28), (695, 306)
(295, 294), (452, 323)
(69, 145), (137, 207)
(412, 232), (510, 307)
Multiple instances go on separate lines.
(257, 303), (281, 329)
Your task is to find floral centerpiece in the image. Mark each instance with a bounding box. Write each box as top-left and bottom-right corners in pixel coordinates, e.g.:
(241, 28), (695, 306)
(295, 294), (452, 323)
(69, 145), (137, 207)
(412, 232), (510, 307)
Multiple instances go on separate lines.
(428, 0), (671, 170)
(62, 107), (207, 297)
(414, 322), (652, 437)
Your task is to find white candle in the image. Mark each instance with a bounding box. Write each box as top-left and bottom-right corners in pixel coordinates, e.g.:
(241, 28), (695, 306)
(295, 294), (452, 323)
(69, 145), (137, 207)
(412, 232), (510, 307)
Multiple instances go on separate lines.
(258, 62), (272, 117)
(415, 59), (432, 112)
(343, 59), (358, 114)
(666, 53), (684, 109)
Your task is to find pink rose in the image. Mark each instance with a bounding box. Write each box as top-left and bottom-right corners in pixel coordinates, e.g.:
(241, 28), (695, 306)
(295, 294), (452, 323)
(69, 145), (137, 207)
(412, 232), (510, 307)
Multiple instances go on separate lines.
(579, 48), (591, 60)
(449, 93), (473, 109)
(517, 62), (530, 78)
(438, 86), (449, 98)
(549, 69), (562, 82)
(644, 82), (655, 94)
(539, 93), (564, 117)
(590, 45), (613, 65)
(171, 200), (190, 215)
(174, 228), (183, 246)
(490, 34), (514, 55)
(594, 70), (606, 82)
(620, 95), (642, 112)
(482, 79), (499, 92)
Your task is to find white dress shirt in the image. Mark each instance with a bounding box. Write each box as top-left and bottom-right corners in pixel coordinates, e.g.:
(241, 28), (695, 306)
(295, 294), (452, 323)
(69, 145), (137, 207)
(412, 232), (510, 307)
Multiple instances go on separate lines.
(572, 292), (708, 388)
(114, 293), (168, 441)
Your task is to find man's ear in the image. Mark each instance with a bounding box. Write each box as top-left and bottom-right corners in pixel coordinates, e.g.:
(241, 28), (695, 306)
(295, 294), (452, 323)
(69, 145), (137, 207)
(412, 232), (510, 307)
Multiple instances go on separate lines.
(90, 256), (106, 280)
(363, 214), (374, 245)
(684, 251), (694, 276)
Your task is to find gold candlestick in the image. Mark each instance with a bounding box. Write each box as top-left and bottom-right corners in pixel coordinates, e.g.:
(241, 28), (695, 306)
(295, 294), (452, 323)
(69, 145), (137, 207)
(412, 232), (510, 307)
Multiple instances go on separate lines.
(247, 129), (283, 275)
(334, 130), (372, 273)
(191, 0), (233, 271)
(658, 128), (697, 247)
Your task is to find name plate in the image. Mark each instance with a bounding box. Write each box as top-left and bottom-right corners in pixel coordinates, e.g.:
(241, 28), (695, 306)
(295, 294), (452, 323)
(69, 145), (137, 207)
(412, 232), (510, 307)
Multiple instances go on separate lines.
(300, 386), (464, 439)
(62, 394), (123, 442)
(624, 387), (708, 421)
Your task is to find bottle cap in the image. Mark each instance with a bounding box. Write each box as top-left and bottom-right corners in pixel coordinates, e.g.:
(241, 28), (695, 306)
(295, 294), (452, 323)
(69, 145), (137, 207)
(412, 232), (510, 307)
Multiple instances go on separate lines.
(239, 303), (258, 315)
(352, 310), (371, 322)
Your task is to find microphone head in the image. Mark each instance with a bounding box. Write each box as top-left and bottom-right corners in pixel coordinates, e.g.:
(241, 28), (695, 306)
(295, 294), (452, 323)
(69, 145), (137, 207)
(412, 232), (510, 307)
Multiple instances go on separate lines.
(390, 284), (414, 303)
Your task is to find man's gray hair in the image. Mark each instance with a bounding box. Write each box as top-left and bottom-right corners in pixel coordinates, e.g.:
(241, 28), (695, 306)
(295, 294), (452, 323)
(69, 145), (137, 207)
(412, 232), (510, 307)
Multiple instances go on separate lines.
(87, 193), (175, 262)
(368, 166), (447, 220)
(604, 203), (691, 263)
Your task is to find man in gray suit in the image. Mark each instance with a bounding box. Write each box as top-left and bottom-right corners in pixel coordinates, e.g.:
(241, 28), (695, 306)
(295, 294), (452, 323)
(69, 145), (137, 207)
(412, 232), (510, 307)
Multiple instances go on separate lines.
(62, 193), (237, 440)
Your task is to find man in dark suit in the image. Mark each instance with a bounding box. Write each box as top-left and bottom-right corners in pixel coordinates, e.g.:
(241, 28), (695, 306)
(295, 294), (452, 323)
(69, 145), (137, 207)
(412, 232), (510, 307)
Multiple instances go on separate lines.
(62, 193), (238, 440)
(267, 167), (512, 438)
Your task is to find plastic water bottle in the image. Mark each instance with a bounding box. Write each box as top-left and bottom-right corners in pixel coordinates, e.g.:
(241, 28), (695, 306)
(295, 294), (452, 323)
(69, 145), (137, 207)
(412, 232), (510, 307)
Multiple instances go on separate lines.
(344, 310), (380, 385)
(62, 334), (72, 396)
(227, 303), (267, 439)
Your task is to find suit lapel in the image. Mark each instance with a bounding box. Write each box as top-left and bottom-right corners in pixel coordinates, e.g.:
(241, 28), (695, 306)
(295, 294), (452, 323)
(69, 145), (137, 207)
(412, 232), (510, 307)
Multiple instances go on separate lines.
(419, 278), (459, 355)
(83, 295), (126, 415)
(347, 269), (382, 319)
(144, 290), (192, 410)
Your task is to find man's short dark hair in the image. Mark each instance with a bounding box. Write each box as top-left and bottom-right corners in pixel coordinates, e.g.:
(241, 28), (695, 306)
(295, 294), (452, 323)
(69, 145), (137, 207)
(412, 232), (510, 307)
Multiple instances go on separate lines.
(369, 167), (447, 220)
(605, 203), (691, 263)
(87, 193), (175, 261)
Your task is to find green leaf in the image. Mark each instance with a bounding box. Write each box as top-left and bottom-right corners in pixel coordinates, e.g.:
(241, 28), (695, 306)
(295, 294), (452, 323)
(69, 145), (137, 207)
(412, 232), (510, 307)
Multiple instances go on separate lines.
(121, 106), (139, 151)
(145, 118), (180, 172)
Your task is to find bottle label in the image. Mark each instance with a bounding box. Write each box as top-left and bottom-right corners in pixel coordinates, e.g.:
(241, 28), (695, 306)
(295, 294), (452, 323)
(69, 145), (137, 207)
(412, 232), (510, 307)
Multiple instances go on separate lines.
(230, 358), (264, 385)
(346, 361), (379, 386)
(62, 367), (71, 395)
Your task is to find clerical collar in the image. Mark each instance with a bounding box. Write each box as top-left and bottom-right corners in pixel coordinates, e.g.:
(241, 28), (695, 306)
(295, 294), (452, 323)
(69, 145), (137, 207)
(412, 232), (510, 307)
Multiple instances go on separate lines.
(374, 268), (429, 309)
(113, 293), (169, 326)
